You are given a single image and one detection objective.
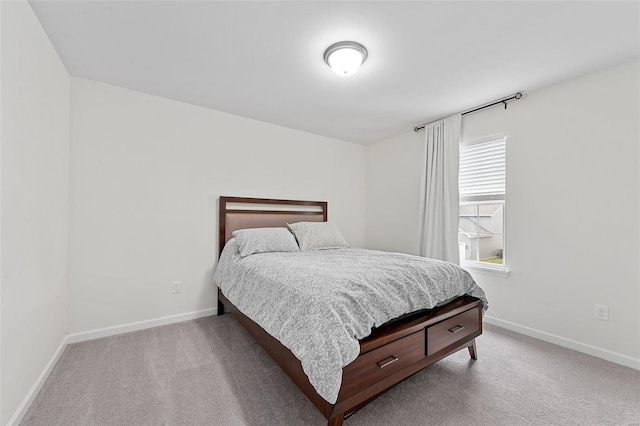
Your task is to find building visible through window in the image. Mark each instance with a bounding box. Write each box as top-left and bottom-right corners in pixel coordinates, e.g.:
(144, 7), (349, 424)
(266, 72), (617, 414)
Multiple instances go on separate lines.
(458, 135), (506, 270)
(458, 204), (504, 264)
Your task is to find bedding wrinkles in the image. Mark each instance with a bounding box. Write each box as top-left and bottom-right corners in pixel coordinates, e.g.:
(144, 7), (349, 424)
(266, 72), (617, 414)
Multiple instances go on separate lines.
(213, 239), (487, 404)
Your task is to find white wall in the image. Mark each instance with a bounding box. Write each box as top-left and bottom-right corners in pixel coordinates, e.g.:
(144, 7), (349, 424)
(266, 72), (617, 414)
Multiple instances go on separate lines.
(366, 130), (423, 255)
(1, 3), (4, 422)
(69, 77), (366, 334)
(366, 59), (640, 364)
(1, 3), (4, 421)
(0, 1), (70, 424)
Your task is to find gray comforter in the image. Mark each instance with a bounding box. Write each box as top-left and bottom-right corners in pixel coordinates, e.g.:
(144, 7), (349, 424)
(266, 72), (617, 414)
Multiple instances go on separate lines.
(213, 239), (487, 404)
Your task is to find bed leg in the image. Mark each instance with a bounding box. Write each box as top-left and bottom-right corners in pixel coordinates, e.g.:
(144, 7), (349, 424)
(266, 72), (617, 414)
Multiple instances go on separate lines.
(217, 298), (225, 316)
(468, 339), (477, 360)
(328, 413), (344, 426)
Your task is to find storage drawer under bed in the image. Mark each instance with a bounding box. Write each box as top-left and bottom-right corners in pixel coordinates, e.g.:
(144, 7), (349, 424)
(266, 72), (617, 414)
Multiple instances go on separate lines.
(340, 329), (425, 397)
(426, 307), (480, 356)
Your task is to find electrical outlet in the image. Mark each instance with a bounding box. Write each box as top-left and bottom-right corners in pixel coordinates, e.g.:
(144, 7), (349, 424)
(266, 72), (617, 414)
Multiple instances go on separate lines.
(172, 281), (181, 294)
(595, 304), (608, 321)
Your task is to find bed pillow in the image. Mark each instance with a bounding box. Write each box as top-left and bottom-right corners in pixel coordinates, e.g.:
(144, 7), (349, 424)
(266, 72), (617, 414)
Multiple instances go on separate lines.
(287, 221), (349, 251)
(232, 227), (300, 258)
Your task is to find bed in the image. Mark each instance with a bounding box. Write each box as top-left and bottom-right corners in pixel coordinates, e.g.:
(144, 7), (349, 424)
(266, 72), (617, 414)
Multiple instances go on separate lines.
(214, 196), (485, 426)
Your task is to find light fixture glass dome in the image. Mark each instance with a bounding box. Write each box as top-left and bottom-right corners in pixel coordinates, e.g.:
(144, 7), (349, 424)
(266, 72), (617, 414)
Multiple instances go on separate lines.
(324, 41), (368, 76)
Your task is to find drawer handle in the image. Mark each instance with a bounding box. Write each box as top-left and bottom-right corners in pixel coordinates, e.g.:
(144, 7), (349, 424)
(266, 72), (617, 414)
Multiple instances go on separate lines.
(376, 356), (399, 368)
(449, 325), (464, 333)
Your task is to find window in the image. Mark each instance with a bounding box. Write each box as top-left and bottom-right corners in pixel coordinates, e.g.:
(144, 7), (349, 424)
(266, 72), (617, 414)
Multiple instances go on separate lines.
(458, 134), (508, 275)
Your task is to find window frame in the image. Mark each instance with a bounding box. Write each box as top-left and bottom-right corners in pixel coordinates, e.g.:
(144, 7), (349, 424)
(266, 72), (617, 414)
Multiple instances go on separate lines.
(459, 133), (509, 277)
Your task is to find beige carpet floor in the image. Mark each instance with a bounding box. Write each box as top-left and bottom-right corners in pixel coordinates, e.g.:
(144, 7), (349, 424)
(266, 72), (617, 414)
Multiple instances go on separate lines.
(21, 315), (640, 425)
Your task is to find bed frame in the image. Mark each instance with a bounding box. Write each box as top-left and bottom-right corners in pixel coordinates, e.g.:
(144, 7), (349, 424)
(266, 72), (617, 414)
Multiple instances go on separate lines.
(216, 196), (483, 426)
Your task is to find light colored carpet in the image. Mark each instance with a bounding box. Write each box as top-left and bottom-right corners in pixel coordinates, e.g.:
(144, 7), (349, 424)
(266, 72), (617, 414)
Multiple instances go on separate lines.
(21, 315), (640, 425)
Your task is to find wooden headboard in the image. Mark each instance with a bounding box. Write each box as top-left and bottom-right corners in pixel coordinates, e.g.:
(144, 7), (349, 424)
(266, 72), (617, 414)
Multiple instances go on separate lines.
(218, 196), (328, 257)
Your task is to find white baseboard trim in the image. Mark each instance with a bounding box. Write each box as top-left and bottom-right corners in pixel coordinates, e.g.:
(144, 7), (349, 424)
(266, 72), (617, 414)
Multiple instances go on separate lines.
(6, 336), (69, 426)
(66, 307), (217, 344)
(484, 316), (640, 370)
(7, 307), (217, 425)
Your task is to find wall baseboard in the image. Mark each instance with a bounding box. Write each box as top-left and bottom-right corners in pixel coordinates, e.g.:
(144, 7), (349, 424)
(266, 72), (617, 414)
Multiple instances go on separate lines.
(7, 307), (217, 425)
(6, 336), (68, 426)
(66, 307), (217, 344)
(484, 316), (640, 371)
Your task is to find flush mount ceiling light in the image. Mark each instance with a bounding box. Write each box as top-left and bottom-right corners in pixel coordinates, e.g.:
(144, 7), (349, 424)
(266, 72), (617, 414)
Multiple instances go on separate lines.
(323, 41), (368, 76)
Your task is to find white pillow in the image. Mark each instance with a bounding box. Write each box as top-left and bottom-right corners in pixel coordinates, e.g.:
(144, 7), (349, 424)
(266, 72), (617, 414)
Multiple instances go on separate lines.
(287, 222), (349, 251)
(232, 228), (300, 258)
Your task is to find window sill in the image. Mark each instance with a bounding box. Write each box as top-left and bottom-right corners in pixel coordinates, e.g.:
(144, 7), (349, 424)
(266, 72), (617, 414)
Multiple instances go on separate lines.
(460, 261), (510, 278)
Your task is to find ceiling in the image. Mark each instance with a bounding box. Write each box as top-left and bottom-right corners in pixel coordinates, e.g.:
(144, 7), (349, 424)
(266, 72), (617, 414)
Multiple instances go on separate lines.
(29, 1), (640, 145)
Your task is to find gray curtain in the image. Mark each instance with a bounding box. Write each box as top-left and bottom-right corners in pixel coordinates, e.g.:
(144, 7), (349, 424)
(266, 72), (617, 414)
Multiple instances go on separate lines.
(418, 114), (461, 263)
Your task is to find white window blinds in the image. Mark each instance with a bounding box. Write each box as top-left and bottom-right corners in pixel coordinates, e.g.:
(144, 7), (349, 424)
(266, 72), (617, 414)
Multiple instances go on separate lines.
(459, 135), (506, 202)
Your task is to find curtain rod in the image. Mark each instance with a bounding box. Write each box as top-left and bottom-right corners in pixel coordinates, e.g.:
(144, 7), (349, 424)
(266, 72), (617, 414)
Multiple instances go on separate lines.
(413, 92), (523, 132)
